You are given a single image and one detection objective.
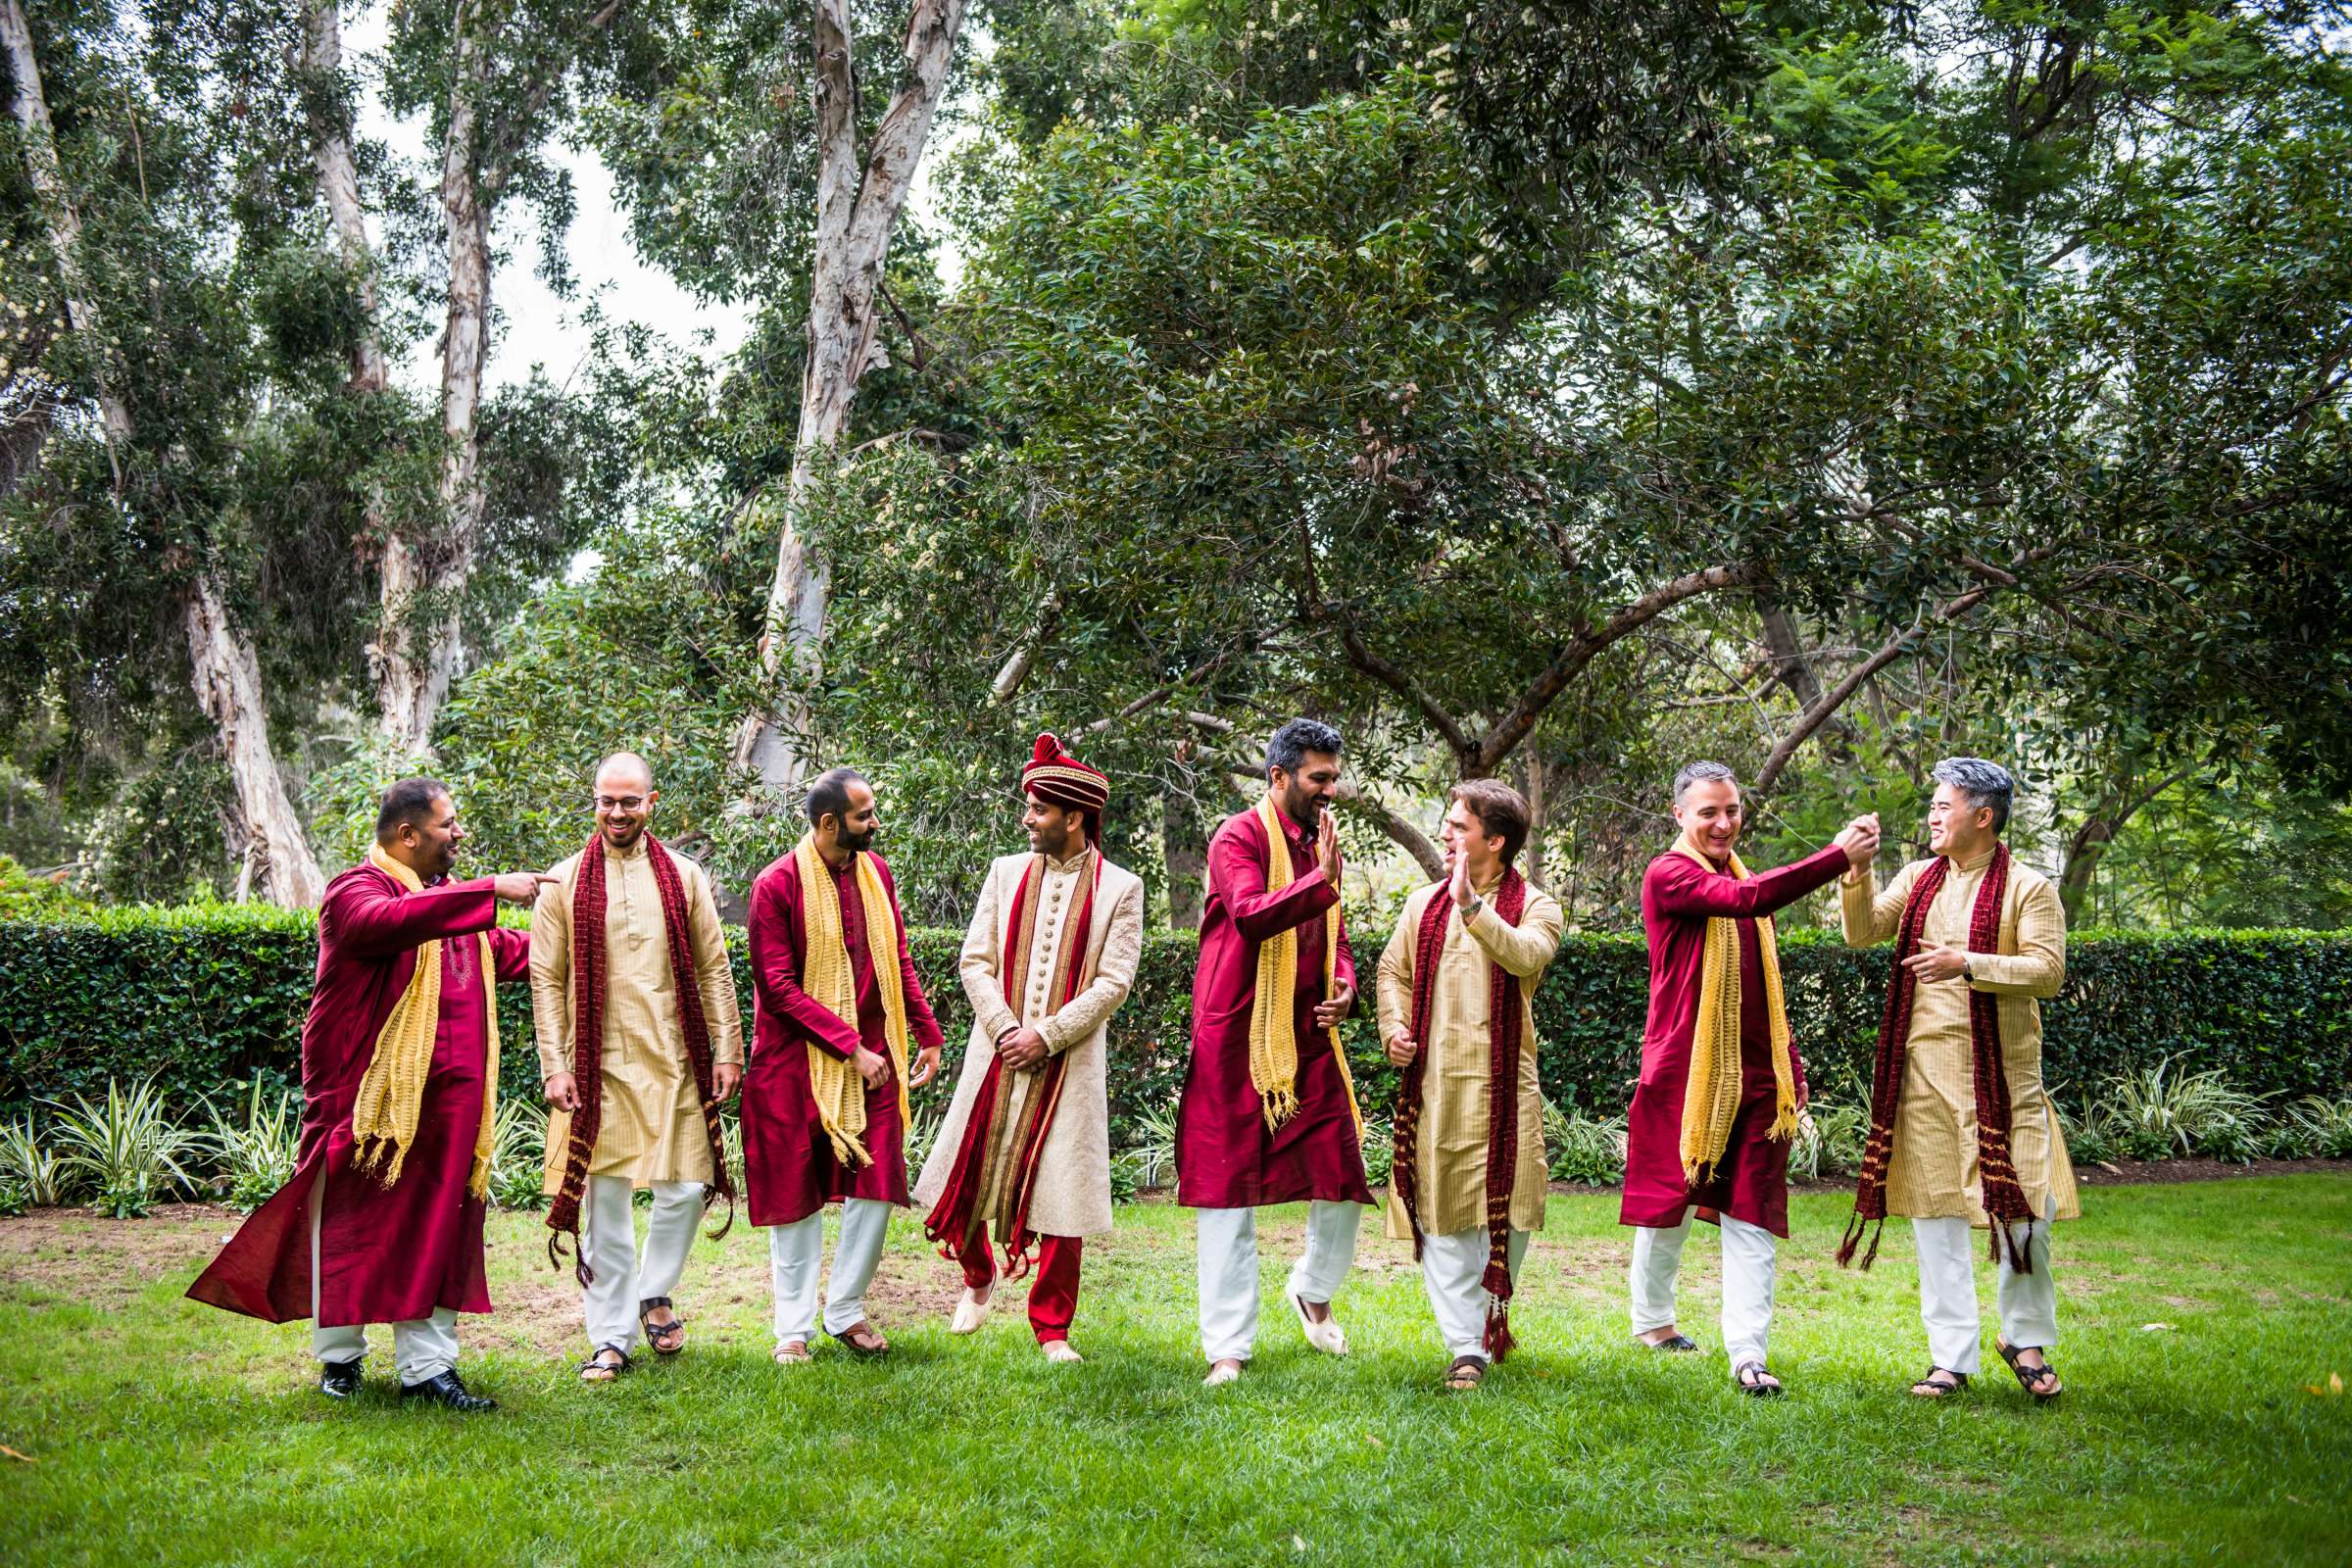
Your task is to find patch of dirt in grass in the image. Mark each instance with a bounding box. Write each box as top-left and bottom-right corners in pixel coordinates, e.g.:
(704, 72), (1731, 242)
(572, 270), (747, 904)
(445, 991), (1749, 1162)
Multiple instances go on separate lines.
(0, 1204), (235, 1305)
(2075, 1156), (2343, 1186)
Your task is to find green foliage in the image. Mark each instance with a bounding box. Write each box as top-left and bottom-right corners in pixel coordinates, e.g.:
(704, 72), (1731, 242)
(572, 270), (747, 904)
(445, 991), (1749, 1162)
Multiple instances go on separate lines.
(42, 1076), (207, 1219)
(0, 856), (95, 920)
(1122, 1094), (1180, 1189)
(7, 912), (2351, 1157)
(490, 1097), (550, 1213)
(1789, 1100), (1868, 1183)
(0, 1113), (68, 1207)
(2083, 1057), (2276, 1164)
(2265, 1096), (2352, 1162)
(197, 1081), (301, 1214)
(1357, 1116), (1396, 1189)
(1543, 1098), (1628, 1186)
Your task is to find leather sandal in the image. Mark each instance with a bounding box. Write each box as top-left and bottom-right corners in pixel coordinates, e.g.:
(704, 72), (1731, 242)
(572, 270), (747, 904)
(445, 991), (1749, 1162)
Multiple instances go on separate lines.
(1909, 1367), (1969, 1397)
(1642, 1333), (1700, 1352)
(639, 1297), (687, 1356)
(831, 1320), (890, 1356)
(1734, 1359), (1784, 1397)
(772, 1340), (811, 1365)
(579, 1346), (631, 1383)
(1442, 1355), (1487, 1392)
(1996, 1340), (2062, 1402)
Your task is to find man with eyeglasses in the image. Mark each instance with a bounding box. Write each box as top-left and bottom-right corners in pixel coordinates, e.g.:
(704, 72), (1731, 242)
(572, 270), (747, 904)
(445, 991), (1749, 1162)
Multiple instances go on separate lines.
(530, 753), (744, 1384)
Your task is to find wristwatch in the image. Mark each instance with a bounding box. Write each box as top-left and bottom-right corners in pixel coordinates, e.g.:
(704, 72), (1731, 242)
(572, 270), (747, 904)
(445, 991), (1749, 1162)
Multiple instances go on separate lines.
(1465, 893), (1485, 919)
(1960, 956), (1974, 982)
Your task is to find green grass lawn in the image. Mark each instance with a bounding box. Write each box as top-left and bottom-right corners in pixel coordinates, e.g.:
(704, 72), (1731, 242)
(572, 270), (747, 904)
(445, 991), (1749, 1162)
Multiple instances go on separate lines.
(3, 1174), (2348, 1567)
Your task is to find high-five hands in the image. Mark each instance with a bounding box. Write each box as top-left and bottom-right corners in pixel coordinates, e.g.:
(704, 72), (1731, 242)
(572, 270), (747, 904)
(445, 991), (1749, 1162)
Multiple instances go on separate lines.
(1833, 813), (1882, 872)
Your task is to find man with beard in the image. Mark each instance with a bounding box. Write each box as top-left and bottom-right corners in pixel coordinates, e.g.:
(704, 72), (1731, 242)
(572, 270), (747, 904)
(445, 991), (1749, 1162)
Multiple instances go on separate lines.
(1622, 760), (1875, 1397)
(1839, 757), (2075, 1402)
(915, 734), (1146, 1363)
(188, 778), (550, 1409)
(531, 753), (744, 1383)
(741, 766), (944, 1363)
(1178, 718), (1370, 1387)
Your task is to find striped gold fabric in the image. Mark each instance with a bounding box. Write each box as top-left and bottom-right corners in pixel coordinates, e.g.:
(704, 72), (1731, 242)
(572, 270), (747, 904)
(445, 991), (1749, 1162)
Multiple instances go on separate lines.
(530, 840), (744, 1190)
(1375, 878), (1565, 1240)
(1841, 849), (2080, 1224)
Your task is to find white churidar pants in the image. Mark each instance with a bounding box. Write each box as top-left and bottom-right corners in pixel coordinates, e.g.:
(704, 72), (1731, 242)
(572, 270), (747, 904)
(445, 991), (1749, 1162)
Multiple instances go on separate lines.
(1628, 1211), (1778, 1370)
(581, 1175), (705, 1352)
(767, 1198), (894, 1344)
(1418, 1224), (1531, 1363)
(307, 1170), (461, 1385)
(1910, 1198), (2058, 1376)
(1196, 1201), (1361, 1363)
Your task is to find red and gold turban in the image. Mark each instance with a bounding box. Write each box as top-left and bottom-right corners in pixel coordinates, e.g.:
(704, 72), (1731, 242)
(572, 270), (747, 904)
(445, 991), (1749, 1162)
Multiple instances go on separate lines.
(1023, 732), (1108, 839)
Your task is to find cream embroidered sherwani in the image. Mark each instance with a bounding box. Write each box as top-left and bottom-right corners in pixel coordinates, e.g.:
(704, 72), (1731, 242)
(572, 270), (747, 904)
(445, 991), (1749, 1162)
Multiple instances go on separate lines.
(1840, 849), (2079, 1225)
(530, 840), (744, 1190)
(1376, 877), (1565, 1241)
(914, 848), (1147, 1238)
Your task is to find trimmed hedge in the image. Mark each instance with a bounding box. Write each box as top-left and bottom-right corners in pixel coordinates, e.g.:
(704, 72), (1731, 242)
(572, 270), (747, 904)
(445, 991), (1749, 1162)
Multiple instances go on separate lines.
(3, 908), (2347, 1142)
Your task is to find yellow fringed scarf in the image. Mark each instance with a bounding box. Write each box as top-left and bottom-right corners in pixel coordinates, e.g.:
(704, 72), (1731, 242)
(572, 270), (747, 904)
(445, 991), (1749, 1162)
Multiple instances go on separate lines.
(1247, 795), (1362, 1135)
(349, 844), (500, 1196)
(1672, 836), (1798, 1185)
(793, 833), (910, 1167)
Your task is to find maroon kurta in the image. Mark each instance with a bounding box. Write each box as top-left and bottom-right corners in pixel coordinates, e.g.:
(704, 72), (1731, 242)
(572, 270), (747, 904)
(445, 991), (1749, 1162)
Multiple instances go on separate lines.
(1621, 843), (1848, 1239)
(1176, 805), (1371, 1210)
(741, 850), (946, 1228)
(188, 865), (528, 1326)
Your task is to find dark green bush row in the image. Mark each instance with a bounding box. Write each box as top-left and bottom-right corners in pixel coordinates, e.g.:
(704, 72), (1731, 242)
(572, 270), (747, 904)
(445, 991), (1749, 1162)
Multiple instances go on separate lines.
(4, 908), (2346, 1141)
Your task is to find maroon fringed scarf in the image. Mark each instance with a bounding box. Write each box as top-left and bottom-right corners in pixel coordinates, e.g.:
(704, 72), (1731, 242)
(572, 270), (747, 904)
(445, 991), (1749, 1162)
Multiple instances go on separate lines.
(1838, 842), (2034, 1273)
(1392, 868), (1530, 1360)
(545, 833), (734, 1284)
(923, 851), (1101, 1280)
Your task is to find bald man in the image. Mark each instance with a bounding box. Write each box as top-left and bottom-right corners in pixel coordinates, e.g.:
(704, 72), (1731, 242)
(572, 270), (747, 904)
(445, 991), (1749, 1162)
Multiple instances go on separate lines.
(532, 753), (745, 1384)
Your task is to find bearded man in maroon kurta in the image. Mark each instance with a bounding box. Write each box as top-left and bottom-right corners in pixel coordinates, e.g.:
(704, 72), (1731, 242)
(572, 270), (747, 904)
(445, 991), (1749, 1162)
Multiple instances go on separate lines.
(1620, 760), (1875, 1396)
(742, 766), (944, 1364)
(1178, 718), (1369, 1387)
(188, 779), (551, 1409)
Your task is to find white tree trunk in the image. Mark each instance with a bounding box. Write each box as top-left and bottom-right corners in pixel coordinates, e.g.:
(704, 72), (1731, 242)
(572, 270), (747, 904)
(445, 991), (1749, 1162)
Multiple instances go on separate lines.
(300, 0), (388, 394)
(5, 0), (322, 906)
(733, 0), (970, 793)
(183, 577), (326, 906)
(375, 0), (494, 752)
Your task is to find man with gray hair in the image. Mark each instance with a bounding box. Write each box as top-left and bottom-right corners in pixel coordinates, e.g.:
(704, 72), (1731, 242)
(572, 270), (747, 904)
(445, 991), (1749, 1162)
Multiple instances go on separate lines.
(1623, 759), (1877, 1396)
(1839, 757), (2075, 1403)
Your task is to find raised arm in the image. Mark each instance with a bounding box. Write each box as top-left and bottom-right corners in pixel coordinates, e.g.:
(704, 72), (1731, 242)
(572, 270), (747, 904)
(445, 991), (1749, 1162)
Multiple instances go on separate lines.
(1209, 818), (1338, 945)
(323, 871), (497, 959)
(528, 869), (573, 1081)
(1840, 859), (1920, 949)
(958, 863), (1017, 1047)
(1651, 843), (1848, 922)
(1467, 888), (1565, 981)
(1038, 878), (1146, 1054)
(1968, 873), (2067, 999)
(684, 862), (745, 1068)
(748, 866), (861, 1060)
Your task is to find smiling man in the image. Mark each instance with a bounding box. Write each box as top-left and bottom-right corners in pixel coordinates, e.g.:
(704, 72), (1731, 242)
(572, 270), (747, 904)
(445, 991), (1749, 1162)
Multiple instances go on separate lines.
(531, 753), (744, 1385)
(187, 777), (551, 1409)
(1838, 757), (2075, 1404)
(1621, 760), (1876, 1397)
(915, 733), (1145, 1363)
(741, 766), (944, 1364)
(1378, 779), (1563, 1392)
(1178, 717), (1371, 1387)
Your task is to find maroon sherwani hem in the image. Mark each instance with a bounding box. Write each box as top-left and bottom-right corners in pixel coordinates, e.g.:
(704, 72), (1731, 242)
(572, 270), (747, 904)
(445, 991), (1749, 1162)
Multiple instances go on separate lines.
(741, 850), (945, 1229)
(187, 865), (528, 1326)
(1175, 805), (1371, 1211)
(1620, 842), (1848, 1239)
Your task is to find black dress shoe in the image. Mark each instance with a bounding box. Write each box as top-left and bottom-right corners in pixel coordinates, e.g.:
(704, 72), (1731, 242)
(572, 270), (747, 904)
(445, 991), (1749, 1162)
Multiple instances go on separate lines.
(398, 1370), (497, 1412)
(318, 1360), (365, 1398)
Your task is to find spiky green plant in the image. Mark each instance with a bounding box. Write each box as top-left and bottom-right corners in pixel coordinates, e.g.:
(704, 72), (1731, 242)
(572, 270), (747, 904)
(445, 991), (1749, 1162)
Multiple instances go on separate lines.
(44, 1077), (205, 1218)
(198, 1081), (301, 1213)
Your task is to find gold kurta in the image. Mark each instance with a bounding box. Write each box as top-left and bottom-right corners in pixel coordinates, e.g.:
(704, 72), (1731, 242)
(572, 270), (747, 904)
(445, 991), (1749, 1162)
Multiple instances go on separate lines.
(530, 839), (744, 1190)
(1841, 848), (2080, 1225)
(1376, 876), (1564, 1240)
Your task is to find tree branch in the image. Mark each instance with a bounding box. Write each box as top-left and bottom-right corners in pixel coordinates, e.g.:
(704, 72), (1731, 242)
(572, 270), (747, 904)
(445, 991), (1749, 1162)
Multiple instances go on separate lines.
(1753, 584), (1997, 793)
